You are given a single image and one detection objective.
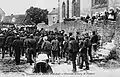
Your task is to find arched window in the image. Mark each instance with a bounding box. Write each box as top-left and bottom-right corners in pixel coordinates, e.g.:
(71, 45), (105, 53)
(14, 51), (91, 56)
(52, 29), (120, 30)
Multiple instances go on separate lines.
(67, 0), (69, 18)
(62, 2), (66, 18)
(76, 0), (80, 17)
(72, 0), (77, 17)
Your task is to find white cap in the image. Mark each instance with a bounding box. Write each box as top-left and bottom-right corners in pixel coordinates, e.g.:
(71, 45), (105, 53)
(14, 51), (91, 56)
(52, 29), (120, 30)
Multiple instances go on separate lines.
(36, 54), (48, 63)
(100, 12), (105, 16)
(116, 7), (120, 10)
(0, 34), (3, 36)
(109, 7), (114, 10)
(43, 36), (48, 41)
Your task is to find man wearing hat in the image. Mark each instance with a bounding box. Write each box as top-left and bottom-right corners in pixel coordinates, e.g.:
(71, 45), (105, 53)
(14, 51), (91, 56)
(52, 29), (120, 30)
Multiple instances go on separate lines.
(12, 35), (23, 65)
(79, 33), (89, 70)
(27, 34), (37, 65)
(5, 33), (15, 57)
(68, 37), (79, 72)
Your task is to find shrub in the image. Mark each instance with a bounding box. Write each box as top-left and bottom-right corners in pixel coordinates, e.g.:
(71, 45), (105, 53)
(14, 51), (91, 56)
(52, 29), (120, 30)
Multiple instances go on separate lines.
(106, 48), (119, 61)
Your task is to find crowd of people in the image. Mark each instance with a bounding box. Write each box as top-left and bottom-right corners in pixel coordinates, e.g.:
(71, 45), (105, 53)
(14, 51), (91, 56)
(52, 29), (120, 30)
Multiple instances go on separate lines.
(81, 7), (120, 25)
(0, 26), (101, 73)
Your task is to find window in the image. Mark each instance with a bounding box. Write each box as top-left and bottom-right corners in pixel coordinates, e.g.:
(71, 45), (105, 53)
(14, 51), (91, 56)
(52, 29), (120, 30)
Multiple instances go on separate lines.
(62, 2), (66, 18)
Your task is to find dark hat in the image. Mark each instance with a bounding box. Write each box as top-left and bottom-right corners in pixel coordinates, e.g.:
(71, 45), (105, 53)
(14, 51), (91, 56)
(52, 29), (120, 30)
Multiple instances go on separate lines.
(16, 35), (20, 39)
(30, 34), (34, 38)
(70, 37), (75, 40)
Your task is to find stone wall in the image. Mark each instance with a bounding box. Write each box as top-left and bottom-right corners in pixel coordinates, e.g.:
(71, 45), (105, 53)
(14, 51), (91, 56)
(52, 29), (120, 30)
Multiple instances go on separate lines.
(49, 20), (119, 44)
(49, 20), (120, 58)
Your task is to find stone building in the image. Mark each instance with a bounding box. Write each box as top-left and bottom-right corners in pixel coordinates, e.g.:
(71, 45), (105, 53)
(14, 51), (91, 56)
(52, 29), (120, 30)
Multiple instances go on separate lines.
(91, 0), (120, 14)
(58, 0), (120, 22)
(0, 8), (5, 22)
(58, 0), (81, 22)
(58, 0), (91, 22)
(48, 8), (58, 26)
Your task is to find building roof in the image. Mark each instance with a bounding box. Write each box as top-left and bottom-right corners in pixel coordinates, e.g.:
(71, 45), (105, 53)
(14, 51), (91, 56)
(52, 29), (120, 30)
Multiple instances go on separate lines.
(13, 15), (26, 24)
(0, 22), (14, 25)
(2, 14), (35, 25)
(48, 8), (58, 15)
(3, 14), (25, 24)
(2, 16), (12, 23)
(0, 8), (5, 21)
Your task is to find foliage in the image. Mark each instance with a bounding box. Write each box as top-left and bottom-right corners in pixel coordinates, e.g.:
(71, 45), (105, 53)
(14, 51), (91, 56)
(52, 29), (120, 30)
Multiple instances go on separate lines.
(106, 48), (119, 61)
(25, 6), (48, 25)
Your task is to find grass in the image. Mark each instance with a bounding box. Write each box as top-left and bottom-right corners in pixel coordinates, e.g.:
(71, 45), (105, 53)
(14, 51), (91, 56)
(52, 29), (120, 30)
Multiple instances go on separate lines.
(0, 59), (29, 73)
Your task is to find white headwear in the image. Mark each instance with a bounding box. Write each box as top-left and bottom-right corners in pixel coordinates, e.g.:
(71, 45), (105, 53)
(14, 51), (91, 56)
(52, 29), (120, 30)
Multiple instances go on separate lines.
(36, 54), (48, 63)
(116, 7), (120, 11)
(43, 36), (48, 41)
(109, 7), (114, 10)
(95, 12), (99, 16)
(0, 34), (3, 36)
(100, 12), (105, 16)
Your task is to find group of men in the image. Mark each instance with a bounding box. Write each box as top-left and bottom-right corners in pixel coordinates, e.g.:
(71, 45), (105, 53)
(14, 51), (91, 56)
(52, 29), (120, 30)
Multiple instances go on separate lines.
(0, 27), (100, 72)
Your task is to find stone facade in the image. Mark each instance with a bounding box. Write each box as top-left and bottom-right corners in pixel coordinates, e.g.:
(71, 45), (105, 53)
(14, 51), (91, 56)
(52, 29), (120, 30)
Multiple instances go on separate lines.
(91, 0), (120, 14)
(58, 0), (120, 22)
(58, 0), (92, 22)
(48, 8), (58, 26)
(59, 0), (81, 22)
(0, 8), (5, 22)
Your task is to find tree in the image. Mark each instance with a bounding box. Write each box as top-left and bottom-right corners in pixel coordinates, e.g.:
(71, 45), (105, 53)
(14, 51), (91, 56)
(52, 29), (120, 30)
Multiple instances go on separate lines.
(25, 6), (48, 25)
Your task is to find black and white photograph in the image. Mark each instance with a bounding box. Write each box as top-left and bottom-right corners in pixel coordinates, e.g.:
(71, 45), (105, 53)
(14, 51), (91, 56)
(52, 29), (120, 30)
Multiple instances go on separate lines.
(0, 0), (119, 77)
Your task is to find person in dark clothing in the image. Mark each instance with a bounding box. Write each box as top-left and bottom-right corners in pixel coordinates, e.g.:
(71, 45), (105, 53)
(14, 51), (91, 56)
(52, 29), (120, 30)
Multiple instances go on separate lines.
(57, 33), (64, 59)
(91, 31), (99, 52)
(34, 62), (53, 74)
(91, 15), (96, 24)
(68, 37), (79, 72)
(63, 36), (70, 63)
(51, 37), (60, 64)
(20, 35), (26, 56)
(0, 35), (6, 59)
(85, 14), (90, 23)
(5, 35), (15, 57)
(47, 34), (55, 43)
(79, 34), (89, 70)
(85, 33), (93, 62)
(13, 36), (23, 65)
(69, 32), (73, 37)
(37, 36), (44, 54)
(27, 34), (37, 65)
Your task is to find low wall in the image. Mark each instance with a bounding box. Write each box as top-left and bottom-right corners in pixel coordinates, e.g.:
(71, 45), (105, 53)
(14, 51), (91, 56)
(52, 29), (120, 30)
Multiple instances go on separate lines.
(49, 20), (120, 44)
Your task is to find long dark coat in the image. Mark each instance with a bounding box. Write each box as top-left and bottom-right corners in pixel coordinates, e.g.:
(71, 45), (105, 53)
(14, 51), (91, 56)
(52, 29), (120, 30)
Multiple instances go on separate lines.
(13, 39), (23, 64)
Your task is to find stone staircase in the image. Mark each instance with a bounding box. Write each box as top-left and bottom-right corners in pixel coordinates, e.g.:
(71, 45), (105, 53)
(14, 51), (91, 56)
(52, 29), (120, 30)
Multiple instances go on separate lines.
(94, 40), (115, 60)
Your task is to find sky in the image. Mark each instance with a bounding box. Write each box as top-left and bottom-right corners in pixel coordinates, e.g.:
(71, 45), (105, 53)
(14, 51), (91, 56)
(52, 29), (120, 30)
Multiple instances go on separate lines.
(0, 0), (58, 16)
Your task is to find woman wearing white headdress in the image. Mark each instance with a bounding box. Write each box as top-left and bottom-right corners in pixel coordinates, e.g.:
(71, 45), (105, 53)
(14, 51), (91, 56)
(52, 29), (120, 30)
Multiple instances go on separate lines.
(33, 53), (53, 73)
(108, 7), (116, 21)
